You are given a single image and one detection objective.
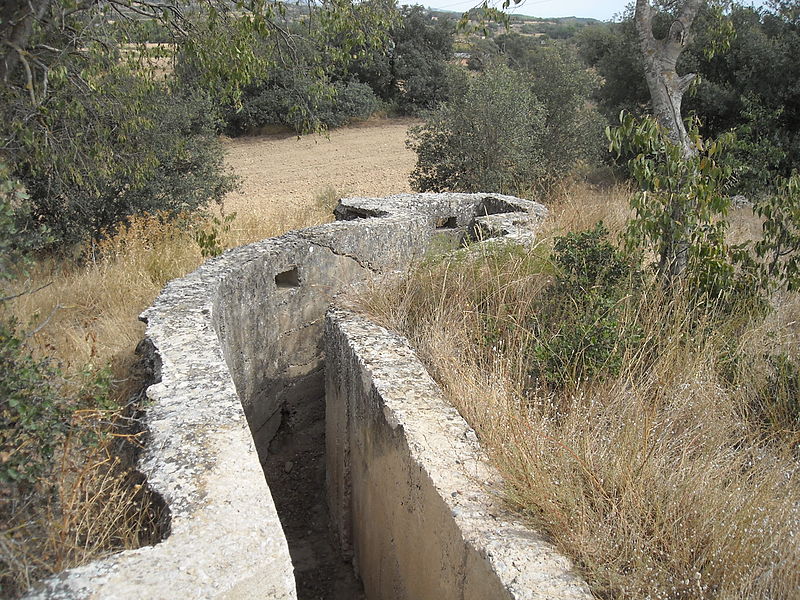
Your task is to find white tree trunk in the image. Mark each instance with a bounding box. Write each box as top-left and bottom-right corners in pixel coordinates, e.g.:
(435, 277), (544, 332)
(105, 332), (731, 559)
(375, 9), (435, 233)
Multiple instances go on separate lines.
(634, 0), (704, 280)
(635, 0), (703, 156)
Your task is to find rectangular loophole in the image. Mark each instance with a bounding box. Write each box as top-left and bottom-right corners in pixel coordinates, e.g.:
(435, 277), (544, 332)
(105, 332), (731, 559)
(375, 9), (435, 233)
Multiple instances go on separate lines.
(476, 196), (525, 216)
(436, 216), (458, 229)
(275, 267), (300, 289)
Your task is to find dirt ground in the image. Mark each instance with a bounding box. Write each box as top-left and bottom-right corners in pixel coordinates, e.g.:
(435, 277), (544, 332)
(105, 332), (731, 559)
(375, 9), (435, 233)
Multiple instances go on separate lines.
(222, 117), (420, 220)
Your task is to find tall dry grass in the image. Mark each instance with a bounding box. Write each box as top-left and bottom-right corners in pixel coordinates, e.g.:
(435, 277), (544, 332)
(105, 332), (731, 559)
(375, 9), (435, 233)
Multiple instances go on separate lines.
(1, 188), (337, 596)
(352, 183), (800, 599)
(9, 191), (337, 372)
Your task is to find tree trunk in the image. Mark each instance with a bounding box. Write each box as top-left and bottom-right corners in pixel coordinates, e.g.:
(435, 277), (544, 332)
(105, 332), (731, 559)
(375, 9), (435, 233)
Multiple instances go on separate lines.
(1, 0), (53, 83)
(634, 0), (704, 281)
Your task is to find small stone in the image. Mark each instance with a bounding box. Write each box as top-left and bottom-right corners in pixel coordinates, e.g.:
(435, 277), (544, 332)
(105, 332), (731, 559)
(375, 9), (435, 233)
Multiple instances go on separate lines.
(284, 461), (294, 473)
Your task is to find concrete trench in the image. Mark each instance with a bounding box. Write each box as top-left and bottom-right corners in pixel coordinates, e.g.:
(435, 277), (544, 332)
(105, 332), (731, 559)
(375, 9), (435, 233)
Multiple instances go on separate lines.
(27, 193), (592, 600)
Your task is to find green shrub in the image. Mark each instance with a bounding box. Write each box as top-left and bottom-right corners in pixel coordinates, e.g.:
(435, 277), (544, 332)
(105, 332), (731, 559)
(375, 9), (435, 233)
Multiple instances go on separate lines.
(354, 5), (456, 115)
(408, 53), (606, 195)
(226, 77), (380, 134)
(315, 81), (381, 128)
(5, 69), (236, 249)
(529, 224), (642, 390)
(754, 171), (800, 291)
(0, 164), (46, 281)
(497, 35), (608, 182)
(408, 65), (546, 194)
(0, 319), (113, 486)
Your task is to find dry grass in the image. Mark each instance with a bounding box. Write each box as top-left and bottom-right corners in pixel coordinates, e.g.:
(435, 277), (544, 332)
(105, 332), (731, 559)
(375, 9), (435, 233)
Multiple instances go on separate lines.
(8, 190), (337, 370)
(1, 410), (164, 594)
(352, 183), (800, 599)
(1, 188), (337, 596)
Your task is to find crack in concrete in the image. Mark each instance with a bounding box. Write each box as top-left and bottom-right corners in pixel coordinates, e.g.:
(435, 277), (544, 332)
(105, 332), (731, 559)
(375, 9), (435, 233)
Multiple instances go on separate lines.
(303, 237), (382, 274)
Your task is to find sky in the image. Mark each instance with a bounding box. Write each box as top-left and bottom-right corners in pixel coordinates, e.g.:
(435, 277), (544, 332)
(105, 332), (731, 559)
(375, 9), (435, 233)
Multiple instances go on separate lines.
(421, 0), (768, 22)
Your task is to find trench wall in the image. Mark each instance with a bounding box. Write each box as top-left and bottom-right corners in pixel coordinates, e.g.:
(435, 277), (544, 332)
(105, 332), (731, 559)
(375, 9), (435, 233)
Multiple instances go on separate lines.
(27, 193), (589, 600)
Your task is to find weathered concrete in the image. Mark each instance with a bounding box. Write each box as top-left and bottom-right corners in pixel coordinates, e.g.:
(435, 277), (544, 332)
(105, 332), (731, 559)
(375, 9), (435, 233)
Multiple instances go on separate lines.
(325, 310), (592, 600)
(28, 251), (297, 599)
(26, 192), (589, 600)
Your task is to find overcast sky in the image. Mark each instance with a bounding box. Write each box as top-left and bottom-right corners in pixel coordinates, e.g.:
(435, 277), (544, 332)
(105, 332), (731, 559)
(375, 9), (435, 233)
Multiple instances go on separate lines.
(421, 0), (768, 22)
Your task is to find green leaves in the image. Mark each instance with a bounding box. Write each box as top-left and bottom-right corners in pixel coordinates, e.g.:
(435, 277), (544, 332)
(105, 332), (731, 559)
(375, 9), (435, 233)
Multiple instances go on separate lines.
(0, 316), (116, 488)
(408, 65), (546, 195)
(609, 110), (800, 302)
(194, 211), (237, 258)
(611, 110), (760, 305)
(3, 0), (395, 250)
(529, 224), (642, 390)
(754, 172), (800, 290)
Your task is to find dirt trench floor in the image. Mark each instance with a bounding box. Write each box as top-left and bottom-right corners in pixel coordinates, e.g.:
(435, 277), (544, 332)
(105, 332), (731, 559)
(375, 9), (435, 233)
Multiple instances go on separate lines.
(264, 397), (365, 600)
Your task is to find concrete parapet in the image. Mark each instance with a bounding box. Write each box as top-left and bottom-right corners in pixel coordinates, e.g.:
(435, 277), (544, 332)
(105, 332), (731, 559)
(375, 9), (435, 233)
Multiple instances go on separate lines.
(25, 192), (587, 599)
(325, 309), (592, 600)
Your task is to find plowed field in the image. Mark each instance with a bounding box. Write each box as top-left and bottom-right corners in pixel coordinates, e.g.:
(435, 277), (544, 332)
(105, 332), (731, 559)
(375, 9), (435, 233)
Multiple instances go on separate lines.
(222, 117), (420, 220)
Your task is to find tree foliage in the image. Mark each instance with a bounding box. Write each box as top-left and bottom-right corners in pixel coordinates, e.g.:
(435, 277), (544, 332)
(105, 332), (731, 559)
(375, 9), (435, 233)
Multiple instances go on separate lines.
(610, 111), (800, 298)
(7, 73), (236, 246)
(353, 5), (456, 114)
(754, 172), (800, 290)
(608, 112), (741, 291)
(408, 65), (546, 194)
(408, 34), (606, 195)
(577, 1), (800, 192)
(1, 0), (394, 249)
(495, 35), (607, 180)
(225, 74), (380, 134)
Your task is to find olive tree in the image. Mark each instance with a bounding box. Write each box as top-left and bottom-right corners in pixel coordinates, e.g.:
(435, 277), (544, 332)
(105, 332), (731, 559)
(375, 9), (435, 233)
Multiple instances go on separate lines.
(408, 66), (546, 195)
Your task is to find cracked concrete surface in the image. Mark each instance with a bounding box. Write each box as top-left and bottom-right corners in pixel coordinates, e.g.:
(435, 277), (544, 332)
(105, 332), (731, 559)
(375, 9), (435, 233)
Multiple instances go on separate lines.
(25, 193), (587, 600)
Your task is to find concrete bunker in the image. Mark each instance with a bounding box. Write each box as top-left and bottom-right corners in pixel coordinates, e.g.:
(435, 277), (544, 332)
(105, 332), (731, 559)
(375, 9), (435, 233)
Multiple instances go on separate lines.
(27, 193), (590, 600)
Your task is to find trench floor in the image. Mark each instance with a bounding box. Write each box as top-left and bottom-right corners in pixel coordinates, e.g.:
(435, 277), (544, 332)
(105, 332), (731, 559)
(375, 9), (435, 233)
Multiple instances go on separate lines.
(263, 396), (365, 600)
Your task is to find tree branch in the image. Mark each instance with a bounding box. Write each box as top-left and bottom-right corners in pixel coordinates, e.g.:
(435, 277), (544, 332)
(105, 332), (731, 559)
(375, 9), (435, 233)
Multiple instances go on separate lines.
(678, 72), (697, 92)
(635, 0), (656, 45)
(0, 281), (53, 303)
(3, 40), (38, 103)
(1, 0), (53, 82)
(676, 0), (705, 32)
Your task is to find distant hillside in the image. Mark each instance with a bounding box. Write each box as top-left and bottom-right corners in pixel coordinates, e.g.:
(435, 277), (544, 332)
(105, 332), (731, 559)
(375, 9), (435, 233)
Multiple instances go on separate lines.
(428, 8), (600, 39)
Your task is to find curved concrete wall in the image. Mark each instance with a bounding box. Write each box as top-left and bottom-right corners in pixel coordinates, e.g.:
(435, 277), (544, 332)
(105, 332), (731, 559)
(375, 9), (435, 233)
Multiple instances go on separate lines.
(326, 310), (590, 599)
(27, 193), (589, 600)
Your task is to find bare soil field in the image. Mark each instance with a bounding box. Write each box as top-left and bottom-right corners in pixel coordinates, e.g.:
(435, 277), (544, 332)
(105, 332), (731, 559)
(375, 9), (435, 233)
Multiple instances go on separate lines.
(221, 117), (420, 221)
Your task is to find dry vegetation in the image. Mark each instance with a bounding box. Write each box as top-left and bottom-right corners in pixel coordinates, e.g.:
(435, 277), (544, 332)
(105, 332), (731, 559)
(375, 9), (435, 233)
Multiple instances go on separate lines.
(353, 184), (800, 599)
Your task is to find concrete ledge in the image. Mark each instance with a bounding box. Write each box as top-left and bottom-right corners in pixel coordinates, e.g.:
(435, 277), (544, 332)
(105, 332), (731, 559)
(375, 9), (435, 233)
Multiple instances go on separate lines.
(325, 309), (592, 600)
(26, 193), (583, 599)
(28, 245), (297, 600)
